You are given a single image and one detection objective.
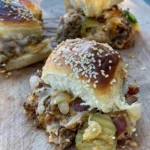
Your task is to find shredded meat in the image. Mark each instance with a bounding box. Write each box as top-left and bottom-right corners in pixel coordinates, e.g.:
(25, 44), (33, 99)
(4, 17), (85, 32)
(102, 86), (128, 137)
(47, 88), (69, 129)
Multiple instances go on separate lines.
(127, 76), (139, 95)
(113, 115), (127, 137)
(24, 80), (88, 149)
(111, 113), (138, 147)
(48, 126), (76, 149)
(0, 35), (44, 67)
(56, 10), (83, 43)
(70, 98), (89, 112)
(128, 85), (139, 95)
(24, 74), (139, 149)
(58, 128), (76, 149)
(125, 94), (137, 105)
(23, 102), (38, 119)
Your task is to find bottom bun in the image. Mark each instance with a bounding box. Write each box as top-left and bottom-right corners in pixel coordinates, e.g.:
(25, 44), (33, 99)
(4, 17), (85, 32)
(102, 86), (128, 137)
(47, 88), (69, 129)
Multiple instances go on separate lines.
(3, 39), (52, 71)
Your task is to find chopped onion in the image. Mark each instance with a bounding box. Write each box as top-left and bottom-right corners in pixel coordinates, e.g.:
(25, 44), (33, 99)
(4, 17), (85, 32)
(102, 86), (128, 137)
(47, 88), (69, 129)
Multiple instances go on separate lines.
(113, 115), (127, 137)
(30, 75), (41, 90)
(62, 112), (88, 129)
(51, 93), (71, 105)
(58, 102), (69, 115)
(83, 120), (102, 141)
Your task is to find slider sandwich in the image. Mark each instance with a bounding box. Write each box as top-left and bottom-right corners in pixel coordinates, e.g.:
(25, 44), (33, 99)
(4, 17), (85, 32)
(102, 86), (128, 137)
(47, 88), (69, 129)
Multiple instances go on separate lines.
(0, 0), (51, 71)
(57, 0), (140, 49)
(24, 39), (141, 150)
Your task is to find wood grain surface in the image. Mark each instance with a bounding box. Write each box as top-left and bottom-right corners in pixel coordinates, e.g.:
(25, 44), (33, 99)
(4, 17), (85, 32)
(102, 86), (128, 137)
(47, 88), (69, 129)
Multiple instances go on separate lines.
(0, 0), (150, 150)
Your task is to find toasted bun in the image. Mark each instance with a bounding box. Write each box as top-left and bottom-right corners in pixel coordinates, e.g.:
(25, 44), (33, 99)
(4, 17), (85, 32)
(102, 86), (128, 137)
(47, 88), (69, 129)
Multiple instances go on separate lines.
(42, 39), (141, 122)
(64, 0), (123, 17)
(0, 0), (42, 40)
(3, 39), (52, 71)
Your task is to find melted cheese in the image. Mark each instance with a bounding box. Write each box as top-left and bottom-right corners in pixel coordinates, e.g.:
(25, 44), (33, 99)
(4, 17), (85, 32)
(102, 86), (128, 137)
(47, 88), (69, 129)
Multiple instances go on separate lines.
(66, 0), (123, 17)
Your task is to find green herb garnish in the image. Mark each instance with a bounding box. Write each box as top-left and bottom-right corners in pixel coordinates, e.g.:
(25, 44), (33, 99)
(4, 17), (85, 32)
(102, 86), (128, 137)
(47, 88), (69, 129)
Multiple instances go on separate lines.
(124, 8), (138, 24)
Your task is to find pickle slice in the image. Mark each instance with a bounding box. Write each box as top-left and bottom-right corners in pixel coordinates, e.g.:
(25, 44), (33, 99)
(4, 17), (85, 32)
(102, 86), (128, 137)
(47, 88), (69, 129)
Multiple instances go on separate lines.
(80, 18), (100, 36)
(124, 9), (138, 24)
(76, 113), (117, 150)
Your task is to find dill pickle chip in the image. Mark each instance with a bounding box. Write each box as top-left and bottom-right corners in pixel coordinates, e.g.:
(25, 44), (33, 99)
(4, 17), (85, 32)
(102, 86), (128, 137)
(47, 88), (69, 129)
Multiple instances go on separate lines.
(124, 9), (138, 24)
(91, 113), (116, 135)
(76, 113), (117, 150)
(80, 18), (100, 36)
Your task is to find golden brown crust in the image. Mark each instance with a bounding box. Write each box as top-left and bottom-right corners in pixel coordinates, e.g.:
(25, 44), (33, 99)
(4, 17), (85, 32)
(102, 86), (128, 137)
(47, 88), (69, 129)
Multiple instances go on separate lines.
(43, 39), (121, 90)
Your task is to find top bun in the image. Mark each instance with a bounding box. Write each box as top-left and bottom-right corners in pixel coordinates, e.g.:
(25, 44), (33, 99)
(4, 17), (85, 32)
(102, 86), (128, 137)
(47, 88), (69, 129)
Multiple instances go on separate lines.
(64, 0), (123, 17)
(42, 39), (140, 123)
(0, 0), (42, 40)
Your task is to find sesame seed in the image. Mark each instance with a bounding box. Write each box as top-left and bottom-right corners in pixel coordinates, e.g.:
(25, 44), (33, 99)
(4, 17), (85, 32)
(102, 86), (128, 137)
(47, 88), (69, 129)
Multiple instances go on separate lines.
(110, 79), (116, 85)
(1, 0), (35, 21)
(105, 74), (109, 78)
(58, 63), (62, 66)
(53, 59), (58, 63)
(55, 39), (120, 88)
(1, 70), (6, 74)
(125, 63), (128, 67)
(115, 51), (119, 54)
(98, 49), (104, 53)
(93, 83), (97, 88)
(95, 80), (99, 83)
(7, 72), (12, 77)
(65, 139), (70, 142)
(101, 70), (105, 76)
(132, 128), (136, 132)
(92, 128), (96, 132)
(109, 66), (112, 70)
(109, 60), (112, 63)
(87, 79), (91, 83)
(92, 47), (98, 50)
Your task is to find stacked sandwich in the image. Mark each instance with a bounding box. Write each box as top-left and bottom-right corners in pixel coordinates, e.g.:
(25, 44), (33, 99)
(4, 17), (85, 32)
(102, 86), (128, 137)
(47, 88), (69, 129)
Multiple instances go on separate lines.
(24, 38), (141, 150)
(57, 0), (140, 49)
(0, 0), (52, 71)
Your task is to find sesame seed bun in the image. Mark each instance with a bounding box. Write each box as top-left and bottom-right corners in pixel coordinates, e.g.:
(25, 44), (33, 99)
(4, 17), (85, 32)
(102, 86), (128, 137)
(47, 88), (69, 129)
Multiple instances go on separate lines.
(0, 0), (52, 71)
(0, 0), (42, 40)
(42, 39), (140, 118)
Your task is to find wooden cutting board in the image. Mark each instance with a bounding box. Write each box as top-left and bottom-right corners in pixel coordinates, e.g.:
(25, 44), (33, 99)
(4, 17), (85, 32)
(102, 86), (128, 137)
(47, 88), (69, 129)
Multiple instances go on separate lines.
(0, 0), (150, 150)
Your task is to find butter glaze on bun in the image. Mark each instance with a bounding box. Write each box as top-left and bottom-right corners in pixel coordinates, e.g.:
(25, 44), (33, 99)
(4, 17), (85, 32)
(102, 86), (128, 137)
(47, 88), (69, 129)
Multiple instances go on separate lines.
(42, 39), (141, 123)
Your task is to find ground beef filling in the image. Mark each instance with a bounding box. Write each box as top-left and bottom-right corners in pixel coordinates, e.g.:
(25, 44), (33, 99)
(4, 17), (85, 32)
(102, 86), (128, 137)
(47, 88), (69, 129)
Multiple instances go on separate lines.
(0, 36), (44, 68)
(24, 79), (89, 149)
(24, 75), (139, 149)
(57, 6), (134, 49)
